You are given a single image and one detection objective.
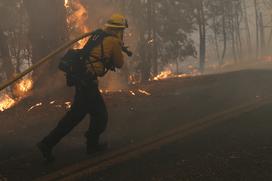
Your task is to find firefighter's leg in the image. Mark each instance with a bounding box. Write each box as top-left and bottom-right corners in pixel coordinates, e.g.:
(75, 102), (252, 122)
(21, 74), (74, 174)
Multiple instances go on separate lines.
(40, 93), (88, 149)
(85, 88), (108, 153)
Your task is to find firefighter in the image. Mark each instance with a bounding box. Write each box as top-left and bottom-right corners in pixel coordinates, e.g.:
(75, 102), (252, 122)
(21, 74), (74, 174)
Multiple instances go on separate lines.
(37, 14), (128, 162)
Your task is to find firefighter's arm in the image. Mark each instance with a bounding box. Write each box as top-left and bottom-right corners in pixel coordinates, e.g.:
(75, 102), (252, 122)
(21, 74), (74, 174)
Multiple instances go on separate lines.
(111, 39), (124, 69)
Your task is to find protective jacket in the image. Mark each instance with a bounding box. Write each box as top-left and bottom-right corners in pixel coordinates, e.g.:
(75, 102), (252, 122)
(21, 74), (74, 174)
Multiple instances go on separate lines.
(87, 32), (124, 75)
(86, 30), (124, 79)
(59, 29), (124, 86)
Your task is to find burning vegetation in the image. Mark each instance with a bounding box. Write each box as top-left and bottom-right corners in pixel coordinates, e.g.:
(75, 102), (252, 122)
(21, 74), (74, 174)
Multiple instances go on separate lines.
(13, 78), (33, 97)
(152, 70), (193, 81)
(2, 0), (272, 112)
(0, 77), (33, 112)
(0, 94), (16, 112)
(64, 0), (90, 49)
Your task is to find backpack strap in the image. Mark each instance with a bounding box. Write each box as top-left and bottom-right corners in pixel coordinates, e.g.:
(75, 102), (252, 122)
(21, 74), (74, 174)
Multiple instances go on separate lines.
(82, 29), (107, 58)
(84, 29), (118, 76)
(80, 29), (111, 77)
(100, 39), (110, 75)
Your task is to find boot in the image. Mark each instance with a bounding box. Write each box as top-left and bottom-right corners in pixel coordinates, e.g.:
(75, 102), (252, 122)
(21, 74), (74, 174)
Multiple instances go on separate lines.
(86, 141), (108, 155)
(37, 142), (55, 162)
(85, 133), (107, 154)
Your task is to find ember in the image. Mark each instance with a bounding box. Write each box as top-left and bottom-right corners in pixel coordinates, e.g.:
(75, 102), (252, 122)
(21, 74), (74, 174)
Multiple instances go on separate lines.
(27, 102), (42, 112)
(65, 101), (72, 109)
(147, 39), (154, 44)
(138, 89), (151, 96)
(129, 90), (136, 96)
(55, 105), (62, 108)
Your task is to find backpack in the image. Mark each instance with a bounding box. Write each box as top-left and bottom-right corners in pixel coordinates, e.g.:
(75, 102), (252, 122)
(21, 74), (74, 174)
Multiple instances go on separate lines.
(59, 29), (112, 87)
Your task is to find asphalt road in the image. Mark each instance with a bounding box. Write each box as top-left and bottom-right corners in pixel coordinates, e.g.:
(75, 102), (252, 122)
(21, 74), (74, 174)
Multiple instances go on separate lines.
(86, 101), (272, 181)
(1, 69), (272, 180)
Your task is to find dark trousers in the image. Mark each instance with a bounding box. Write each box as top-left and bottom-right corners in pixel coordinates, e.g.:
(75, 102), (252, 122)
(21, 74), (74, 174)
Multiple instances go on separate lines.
(41, 83), (108, 148)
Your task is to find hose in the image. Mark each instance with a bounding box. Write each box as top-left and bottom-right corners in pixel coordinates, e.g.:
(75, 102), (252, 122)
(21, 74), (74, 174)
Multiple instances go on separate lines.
(0, 32), (93, 92)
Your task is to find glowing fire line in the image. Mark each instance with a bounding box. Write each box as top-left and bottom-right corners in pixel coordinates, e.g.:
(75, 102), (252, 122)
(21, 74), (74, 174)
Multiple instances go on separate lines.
(138, 89), (151, 96)
(0, 95), (16, 112)
(129, 90), (136, 96)
(153, 69), (196, 81)
(153, 70), (173, 81)
(27, 102), (42, 112)
(0, 78), (33, 112)
(65, 101), (72, 109)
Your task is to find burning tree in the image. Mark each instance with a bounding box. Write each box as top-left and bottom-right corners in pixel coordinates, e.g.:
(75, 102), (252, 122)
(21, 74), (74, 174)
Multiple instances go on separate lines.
(0, 0), (33, 111)
(24, 0), (67, 87)
(0, 1), (15, 81)
(64, 0), (90, 49)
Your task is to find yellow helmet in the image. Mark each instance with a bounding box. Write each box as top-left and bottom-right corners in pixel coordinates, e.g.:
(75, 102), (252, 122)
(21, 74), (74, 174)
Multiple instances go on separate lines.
(105, 14), (128, 29)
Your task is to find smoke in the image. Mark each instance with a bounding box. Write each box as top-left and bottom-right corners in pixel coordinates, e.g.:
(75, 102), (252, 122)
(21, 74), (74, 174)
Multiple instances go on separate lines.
(81, 0), (134, 91)
(32, 0), (132, 97)
(33, 71), (70, 98)
(99, 71), (129, 91)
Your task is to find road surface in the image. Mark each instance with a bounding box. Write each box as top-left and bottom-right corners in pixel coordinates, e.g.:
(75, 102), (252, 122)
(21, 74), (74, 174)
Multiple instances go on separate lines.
(1, 69), (272, 180)
(85, 100), (272, 181)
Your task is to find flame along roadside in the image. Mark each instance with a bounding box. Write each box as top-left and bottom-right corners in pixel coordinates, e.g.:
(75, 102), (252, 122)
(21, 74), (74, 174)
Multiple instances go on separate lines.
(0, 68), (194, 113)
(0, 78), (33, 112)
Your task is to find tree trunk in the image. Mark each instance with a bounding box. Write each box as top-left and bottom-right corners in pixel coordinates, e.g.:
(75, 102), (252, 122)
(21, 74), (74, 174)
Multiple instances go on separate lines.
(176, 58), (180, 74)
(230, 13), (238, 62)
(147, 0), (153, 77)
(197, 1), (206, 72)
(151, 1), (158, 76)
(0, 29), (15, 79)
(139, 29), (150, 82)
(234, 5), (242, 61)
(254, 0), (259, 58)
(268, 27), (272, 48)
(212, 16), (220, 63)
(242, 0), (252, 56)
(221, 14), (227, 65)
(259, 12), (265, 55)
(24, 0), (67, 86)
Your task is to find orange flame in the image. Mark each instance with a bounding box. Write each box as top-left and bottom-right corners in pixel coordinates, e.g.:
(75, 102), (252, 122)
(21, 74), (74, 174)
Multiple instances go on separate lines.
(13, 78), (33, 97)
(64, 0), (69, 8)
(0, 94), (16, 112)
(65, 101), (72, 109)
(138, 89), (151, 96)
(129, 90), (136, 96)
(153, 70), (173, 81)
(27, 102), (42, 112)
(64, 0), (91, 49)
(153, 69), (196, 81)
(0, 77), (33, 112)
